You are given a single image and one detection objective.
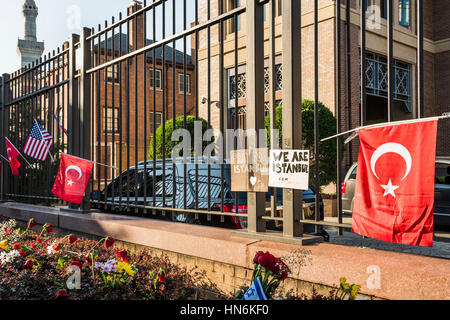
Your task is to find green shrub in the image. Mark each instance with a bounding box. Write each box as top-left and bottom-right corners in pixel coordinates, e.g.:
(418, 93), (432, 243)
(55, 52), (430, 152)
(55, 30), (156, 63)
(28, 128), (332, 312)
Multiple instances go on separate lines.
(264, 100), (338, 187)
(148, 115), (212, 160)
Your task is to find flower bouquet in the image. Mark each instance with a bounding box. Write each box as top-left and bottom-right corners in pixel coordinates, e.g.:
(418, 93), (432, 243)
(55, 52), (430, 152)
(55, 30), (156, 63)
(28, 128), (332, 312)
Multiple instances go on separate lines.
(236, 251), (291, 300)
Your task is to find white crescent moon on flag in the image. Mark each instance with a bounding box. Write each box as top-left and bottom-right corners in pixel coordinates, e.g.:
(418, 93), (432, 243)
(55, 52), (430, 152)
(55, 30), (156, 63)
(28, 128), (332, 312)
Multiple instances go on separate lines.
(370, 143), (412, 181)
(65, 165), (83, 180)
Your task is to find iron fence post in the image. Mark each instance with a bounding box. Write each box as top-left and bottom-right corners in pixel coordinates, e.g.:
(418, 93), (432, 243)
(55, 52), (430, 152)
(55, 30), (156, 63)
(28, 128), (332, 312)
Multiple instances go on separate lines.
(0, 74), (10, 203)
(79, 28), (92, 211)
(282, 0), (303, 238)
(246, 0), (266, 233)
(68, 34), (80, 158)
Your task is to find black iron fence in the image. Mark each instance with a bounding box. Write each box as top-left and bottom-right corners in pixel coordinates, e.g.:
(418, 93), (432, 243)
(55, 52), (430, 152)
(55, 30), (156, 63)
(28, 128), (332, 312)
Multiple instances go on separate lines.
(0, 0), (425, 242)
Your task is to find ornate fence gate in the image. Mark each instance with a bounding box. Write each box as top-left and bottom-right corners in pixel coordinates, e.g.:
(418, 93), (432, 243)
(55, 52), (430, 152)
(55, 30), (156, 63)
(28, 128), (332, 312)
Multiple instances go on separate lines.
(0, 0), (425, 243)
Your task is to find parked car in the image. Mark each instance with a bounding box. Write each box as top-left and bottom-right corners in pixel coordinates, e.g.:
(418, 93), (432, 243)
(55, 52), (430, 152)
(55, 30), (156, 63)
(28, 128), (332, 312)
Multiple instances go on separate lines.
(92, 158), (324, 230)
(341, 157), (450, 227)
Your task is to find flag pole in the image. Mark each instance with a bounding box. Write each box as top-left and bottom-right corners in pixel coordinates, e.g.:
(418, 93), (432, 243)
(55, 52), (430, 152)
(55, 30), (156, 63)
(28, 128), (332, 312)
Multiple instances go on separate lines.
(18, 152), (33, 168)
(0, 154), (10, 163)
(60, 153), (119, 171)
(321, 112), (450, 143)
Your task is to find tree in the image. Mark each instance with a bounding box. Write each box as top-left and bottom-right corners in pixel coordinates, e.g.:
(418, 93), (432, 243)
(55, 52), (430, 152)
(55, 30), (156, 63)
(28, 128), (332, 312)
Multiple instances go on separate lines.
(265, 100), (338, 187)
(148, 115), (212, 160)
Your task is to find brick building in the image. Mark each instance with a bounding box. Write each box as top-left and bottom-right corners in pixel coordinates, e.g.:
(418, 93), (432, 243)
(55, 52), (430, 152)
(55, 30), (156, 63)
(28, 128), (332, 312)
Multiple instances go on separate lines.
(90, 3), (196, 186)
(195, 0), (450, 172)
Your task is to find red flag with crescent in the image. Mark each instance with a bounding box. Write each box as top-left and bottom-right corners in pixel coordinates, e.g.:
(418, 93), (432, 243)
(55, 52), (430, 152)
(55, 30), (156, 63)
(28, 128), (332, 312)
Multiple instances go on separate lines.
(351, 120), (438, 247)
(52, 153), (94, 204)
(5, 137), (21, 176)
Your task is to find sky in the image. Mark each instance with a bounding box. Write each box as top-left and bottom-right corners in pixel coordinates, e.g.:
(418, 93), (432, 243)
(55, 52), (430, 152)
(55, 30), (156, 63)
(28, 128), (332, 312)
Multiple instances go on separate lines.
(0, 0), (196, 74)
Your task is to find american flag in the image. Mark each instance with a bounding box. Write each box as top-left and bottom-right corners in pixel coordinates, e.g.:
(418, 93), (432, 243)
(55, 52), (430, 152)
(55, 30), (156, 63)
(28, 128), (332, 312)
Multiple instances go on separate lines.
(23, 120), (53, 161)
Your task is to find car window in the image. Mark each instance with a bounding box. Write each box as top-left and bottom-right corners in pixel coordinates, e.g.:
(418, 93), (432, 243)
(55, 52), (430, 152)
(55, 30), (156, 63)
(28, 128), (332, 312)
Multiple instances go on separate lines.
(435, 163), (450, 185)
(349, 166), (357, 180)
(154, 174), (175, 198)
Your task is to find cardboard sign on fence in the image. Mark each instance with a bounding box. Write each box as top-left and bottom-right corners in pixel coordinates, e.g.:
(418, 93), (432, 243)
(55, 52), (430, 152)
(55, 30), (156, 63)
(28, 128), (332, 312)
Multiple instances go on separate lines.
(230, 148), (269, 192)
(269, 150), (310, 190)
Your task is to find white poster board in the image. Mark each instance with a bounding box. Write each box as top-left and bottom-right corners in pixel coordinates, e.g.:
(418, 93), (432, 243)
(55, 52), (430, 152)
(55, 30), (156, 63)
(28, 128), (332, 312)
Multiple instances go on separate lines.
(269, 150), (310, 190)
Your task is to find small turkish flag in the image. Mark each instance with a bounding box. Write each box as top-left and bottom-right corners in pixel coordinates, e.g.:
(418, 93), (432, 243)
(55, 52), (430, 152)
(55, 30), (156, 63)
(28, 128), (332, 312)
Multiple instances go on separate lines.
(351, 120), (438, 247)
(5, 137), (21, 176)
(52, 153), (94, 204)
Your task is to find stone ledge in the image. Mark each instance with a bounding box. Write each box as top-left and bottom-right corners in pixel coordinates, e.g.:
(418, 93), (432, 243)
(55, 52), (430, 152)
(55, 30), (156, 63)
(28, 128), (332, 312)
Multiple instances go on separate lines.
(0, 202), (449, 300)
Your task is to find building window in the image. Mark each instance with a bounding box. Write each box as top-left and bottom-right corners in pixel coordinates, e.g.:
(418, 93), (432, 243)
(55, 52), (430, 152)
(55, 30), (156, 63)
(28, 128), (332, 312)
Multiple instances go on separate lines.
(399, 0), (410, 27)
(227, 0), (241, 34)
(107, 64), (120, 84)
(105, 107), (120, 133)
(178, 74), (191, 94)
(277, 0), (282, 16)
(150, 68), (162, 90)
(365, 0), (387, 19)
(149, 112), (163, 136)
(229, 72), (246, 100)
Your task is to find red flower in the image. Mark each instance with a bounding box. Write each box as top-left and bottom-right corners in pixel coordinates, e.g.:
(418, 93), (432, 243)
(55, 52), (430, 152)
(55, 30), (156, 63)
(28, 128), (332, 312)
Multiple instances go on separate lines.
(257, 252), (275, 269)
(31, 243), (36, 250)
(68, 235), (78, 245)
(36, 237), (44, 243)
(27, 218), (37, 229)
(115, 249), (128, 262)
(13, 243), (21, 251)
(3, 227), (11, 235)
(158, 269), (166, 283)
(84, 256), (93, 265)
(269, 258), (290, 281)
(253, 251), (264, 264)
(40, 254), (46, 258)
(23, 260), (34, 270)
(19, 250), (26, 257)
(45, 224), (52, 234)
(55, 289), (67, 300)
(71, 260), (83, 269)
(52, 242), (61, 252)
(104, 237), (115, 249)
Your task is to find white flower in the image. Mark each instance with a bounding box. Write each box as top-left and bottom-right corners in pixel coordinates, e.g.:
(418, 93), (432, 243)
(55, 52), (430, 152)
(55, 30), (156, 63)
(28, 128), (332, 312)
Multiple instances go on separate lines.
(46, 241), (59, 255)
(0, 250), (20, 265)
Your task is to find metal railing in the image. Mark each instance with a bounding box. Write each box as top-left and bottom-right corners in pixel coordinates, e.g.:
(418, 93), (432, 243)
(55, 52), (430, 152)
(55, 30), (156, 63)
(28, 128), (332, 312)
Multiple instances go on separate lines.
(0, 0), (426, 242)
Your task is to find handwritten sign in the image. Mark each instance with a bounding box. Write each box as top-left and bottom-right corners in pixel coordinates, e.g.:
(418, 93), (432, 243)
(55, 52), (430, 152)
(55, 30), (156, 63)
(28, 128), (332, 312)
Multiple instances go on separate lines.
(269, 150), (310, 190)
(230, 148), (269, 192)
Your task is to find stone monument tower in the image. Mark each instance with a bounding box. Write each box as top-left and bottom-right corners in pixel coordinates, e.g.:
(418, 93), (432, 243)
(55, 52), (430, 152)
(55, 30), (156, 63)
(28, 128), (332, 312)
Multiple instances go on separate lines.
(17, 0), (45, 68)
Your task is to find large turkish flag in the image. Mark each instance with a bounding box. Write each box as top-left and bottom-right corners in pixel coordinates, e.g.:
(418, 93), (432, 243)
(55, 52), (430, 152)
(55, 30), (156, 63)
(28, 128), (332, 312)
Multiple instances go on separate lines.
(351, 120), (438, 247)
(52, 154), (94, 204)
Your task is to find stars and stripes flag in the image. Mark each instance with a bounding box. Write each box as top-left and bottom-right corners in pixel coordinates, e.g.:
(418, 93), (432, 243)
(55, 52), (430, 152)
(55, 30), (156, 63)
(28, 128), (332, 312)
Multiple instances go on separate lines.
(23, 120), (53, 161)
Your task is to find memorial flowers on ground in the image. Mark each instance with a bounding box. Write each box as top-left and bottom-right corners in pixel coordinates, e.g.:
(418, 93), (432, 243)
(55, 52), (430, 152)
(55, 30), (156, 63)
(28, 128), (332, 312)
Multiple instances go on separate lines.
(0, 217), (222, 300)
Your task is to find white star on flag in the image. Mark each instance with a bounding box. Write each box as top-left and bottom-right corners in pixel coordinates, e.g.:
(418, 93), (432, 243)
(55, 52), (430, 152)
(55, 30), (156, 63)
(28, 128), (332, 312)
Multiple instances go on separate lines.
(381, 179), (400, 198)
